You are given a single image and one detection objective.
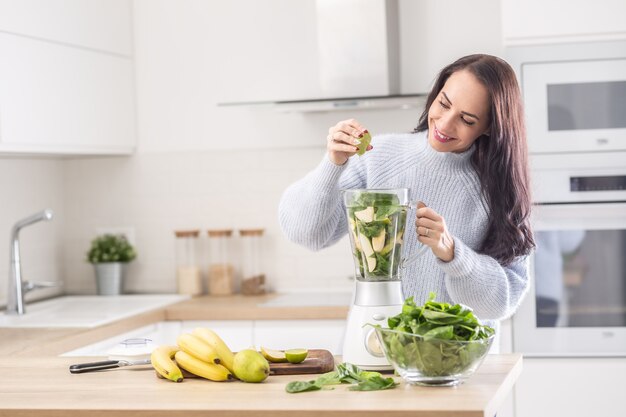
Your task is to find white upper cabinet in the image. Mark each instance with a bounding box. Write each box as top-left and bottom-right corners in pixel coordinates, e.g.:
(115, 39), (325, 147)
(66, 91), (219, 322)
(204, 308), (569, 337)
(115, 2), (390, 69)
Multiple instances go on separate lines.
(0, 0), (135, 155)
(0, 34), (135, 154)
(502, 0), (626, 45)
(0, 0), (132, 55)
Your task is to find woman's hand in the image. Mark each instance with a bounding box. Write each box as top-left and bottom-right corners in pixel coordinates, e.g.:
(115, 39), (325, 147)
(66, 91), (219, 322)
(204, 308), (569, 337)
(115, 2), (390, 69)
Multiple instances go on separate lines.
(415, 202), (455, 262)
(326, 119), (372, 165)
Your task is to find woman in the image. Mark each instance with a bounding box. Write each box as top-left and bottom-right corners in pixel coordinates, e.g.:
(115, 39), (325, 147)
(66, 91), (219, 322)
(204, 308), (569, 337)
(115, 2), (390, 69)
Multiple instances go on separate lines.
(278, 54), (535, 324)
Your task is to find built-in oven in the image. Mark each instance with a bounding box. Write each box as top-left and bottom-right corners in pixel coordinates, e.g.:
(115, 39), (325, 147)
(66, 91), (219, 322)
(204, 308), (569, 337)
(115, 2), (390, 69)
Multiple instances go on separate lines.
(513, 152), (626, 356)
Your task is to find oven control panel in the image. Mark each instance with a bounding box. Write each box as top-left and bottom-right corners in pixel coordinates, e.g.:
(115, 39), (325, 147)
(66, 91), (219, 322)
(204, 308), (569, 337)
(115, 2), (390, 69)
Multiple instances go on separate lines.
(570, 175), (626, 192)
(532, 162), (626, 203)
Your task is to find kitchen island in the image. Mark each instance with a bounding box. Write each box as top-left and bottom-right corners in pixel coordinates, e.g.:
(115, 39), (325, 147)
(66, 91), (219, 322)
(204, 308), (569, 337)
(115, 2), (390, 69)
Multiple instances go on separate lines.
(0, 294), (522, 417)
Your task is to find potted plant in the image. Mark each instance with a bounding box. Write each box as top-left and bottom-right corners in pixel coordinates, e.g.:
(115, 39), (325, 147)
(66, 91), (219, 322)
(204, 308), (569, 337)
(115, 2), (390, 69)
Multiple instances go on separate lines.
(86, 234), (137, 295)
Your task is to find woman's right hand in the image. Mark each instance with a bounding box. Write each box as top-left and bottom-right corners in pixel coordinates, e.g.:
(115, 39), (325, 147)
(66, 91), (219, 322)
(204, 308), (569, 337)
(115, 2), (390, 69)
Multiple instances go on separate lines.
(326, 119), (371, 165)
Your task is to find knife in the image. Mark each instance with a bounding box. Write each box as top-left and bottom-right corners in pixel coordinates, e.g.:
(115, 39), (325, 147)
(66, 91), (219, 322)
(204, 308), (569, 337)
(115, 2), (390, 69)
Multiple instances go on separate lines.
(69, 359), (151, 374)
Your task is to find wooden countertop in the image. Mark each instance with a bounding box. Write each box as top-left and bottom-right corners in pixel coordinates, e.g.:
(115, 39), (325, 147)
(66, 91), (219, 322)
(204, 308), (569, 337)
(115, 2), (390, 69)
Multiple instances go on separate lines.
(166, 294), (351, 320)
(0, 354), (522, 417)
(0, 294), (523, 416)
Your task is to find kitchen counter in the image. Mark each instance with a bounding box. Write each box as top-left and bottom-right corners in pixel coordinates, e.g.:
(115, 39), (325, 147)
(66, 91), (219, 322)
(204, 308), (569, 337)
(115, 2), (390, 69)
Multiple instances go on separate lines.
(1, 294), (350, 357)
(0, 294), (522, 416)
(165, 293), (351, 320)
(0, 354), (521, 417)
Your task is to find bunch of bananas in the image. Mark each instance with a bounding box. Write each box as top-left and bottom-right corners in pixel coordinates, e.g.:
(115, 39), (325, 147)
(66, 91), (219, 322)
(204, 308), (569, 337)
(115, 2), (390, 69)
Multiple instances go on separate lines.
(151, 327), (235, 383)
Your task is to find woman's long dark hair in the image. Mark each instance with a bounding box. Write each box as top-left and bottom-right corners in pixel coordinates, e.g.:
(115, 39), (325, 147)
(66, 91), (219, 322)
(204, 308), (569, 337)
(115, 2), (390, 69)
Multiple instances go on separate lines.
(415, 54), (535, 265)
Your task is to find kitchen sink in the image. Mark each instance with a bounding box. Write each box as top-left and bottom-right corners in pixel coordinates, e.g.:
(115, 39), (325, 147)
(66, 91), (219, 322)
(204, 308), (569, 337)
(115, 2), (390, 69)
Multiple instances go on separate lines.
(0, 294), (188, 328)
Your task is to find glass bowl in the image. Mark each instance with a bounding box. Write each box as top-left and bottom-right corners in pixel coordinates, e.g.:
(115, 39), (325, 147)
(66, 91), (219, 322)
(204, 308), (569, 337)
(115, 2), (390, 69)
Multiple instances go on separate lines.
(375, 327), (494, 387)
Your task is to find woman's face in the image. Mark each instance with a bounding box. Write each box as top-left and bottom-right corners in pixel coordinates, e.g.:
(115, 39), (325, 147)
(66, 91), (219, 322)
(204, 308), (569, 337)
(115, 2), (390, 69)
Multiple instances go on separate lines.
(427, 69), (490, 153)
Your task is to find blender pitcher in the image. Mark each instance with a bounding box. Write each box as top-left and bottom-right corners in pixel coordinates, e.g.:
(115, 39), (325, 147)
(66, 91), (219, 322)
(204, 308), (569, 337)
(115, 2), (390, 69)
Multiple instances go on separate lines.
(342, 188), (427, 370)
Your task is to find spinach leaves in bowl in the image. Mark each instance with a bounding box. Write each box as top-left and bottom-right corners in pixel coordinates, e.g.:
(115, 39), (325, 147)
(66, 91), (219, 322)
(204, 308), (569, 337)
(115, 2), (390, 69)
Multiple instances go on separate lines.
(375, 293), (495, 385)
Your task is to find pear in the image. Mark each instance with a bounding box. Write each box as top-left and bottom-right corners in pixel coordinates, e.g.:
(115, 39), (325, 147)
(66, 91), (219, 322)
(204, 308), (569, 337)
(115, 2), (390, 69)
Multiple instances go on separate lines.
(233, 349), (270, 383)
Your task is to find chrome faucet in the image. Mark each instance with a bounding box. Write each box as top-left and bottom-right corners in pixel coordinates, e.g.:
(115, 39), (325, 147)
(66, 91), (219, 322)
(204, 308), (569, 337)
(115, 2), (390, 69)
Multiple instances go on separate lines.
(6, 209), (57, 315)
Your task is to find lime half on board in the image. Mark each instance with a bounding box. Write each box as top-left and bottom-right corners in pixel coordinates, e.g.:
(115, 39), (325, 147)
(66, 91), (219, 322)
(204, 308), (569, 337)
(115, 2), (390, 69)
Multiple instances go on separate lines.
(285, 349), (309, 364)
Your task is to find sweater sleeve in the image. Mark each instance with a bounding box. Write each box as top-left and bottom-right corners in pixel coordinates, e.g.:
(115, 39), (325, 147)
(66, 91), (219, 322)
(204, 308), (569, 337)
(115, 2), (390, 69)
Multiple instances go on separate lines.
(278, 156), (366, 251)
(436, 238), (531, 321)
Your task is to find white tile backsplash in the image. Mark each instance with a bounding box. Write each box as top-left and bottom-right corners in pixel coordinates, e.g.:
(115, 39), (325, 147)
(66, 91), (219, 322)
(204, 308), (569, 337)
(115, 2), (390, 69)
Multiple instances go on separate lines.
(60, 148), (355, 295)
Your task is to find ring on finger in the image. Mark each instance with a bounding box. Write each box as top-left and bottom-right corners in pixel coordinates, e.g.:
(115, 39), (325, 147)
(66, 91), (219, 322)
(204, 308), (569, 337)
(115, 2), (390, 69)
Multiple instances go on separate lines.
(424, 228), (430, 237)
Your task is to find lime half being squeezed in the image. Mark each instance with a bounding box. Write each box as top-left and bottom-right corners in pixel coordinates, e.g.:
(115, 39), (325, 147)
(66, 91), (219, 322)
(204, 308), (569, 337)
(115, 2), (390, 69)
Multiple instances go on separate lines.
(356, 131), (372, 156)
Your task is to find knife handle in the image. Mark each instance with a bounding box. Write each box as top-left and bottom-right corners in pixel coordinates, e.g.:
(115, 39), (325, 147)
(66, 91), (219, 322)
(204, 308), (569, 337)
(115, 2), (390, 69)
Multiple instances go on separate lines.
(69, 360), (121, 374)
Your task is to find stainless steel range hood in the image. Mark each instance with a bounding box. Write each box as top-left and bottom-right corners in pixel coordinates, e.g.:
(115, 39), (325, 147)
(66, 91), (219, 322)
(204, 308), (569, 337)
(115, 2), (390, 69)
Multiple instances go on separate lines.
(218, 0), (425, 113)
(218, 94), (427, 113)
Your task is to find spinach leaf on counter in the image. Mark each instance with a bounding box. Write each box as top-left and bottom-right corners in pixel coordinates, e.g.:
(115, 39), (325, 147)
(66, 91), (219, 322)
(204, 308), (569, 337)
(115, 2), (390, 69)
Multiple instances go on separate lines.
(285, 362), (398, 393)
(349, 375), (398, 391)
(285, 380), (321, 393)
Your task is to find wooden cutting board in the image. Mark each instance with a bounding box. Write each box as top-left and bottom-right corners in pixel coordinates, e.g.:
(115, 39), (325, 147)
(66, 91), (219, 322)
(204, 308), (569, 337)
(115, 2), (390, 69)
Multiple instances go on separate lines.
(180, 349), (335, 378)
(268, 349), (335, 375)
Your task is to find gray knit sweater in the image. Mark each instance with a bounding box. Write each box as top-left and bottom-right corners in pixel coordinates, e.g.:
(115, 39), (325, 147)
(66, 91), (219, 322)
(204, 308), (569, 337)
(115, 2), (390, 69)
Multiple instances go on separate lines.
(278, 131), (530, 324)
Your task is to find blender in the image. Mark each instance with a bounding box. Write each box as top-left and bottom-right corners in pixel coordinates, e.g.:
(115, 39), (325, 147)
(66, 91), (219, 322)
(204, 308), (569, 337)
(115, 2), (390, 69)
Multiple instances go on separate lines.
(341, 188), (426, 370)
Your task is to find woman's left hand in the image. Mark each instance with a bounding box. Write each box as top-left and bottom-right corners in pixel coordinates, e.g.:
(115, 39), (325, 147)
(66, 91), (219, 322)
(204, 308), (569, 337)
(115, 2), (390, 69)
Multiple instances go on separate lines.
(415, 202), (455, 262)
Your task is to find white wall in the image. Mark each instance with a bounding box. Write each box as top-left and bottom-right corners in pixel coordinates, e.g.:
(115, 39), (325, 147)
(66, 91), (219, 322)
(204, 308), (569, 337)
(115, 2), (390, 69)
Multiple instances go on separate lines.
(131, 0), (503, 153)
(61, 148), (360, 294)
(0, 157), (65, 306)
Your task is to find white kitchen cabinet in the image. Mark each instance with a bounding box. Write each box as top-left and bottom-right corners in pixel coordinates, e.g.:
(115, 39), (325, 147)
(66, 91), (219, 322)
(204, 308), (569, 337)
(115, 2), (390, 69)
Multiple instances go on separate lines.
(514, 358), (626, 417)
(180, 319), (346, 354)
(254, 320), (346, 355)
(0, 33), (136, 155)
(0, 0), (132, 56)
(180, 320), (254, 352)
(502, 0), (626, 45)
(181, 319), (346, 355)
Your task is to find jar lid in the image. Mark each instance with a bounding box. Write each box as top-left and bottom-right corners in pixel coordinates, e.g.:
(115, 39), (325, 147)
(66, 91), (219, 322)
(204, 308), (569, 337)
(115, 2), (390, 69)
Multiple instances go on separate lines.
(174, 230), (200, 238)
(207, 229), (233, 237)
(239, 228), (264, 236)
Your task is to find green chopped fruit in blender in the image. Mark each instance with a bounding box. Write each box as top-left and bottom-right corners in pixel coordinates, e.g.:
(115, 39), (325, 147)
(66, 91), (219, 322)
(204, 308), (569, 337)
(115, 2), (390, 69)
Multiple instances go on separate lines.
(373, 252), (391, 275)
(372, 230), (386, 252)
(358, 221), (386, 238)
(356, 131), (372, 156)
(349, 191), (400, 208)
(354, 207), (374, 222)
(374, 205), (402, 220)
(358, 234), (377, 272)
(348, 218), (361, 250)
(379, 239), (395, 256)
(345, 190), (407, 279)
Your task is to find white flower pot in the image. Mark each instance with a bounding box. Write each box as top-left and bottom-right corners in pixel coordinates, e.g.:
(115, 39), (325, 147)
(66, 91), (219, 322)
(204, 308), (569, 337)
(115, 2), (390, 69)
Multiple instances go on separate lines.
(94, 262), (125, 295)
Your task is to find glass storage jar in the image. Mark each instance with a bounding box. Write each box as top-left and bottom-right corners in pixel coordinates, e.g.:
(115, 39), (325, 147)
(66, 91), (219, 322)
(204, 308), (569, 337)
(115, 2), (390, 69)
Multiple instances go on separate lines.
(207, 229), (235, 295)
(174, 230), (202, 296)
(239, 228), (266, 295)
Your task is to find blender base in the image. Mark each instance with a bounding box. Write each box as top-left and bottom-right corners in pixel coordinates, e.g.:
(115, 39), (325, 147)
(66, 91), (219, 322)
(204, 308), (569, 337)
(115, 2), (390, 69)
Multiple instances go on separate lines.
(342, 303), (402, 371)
